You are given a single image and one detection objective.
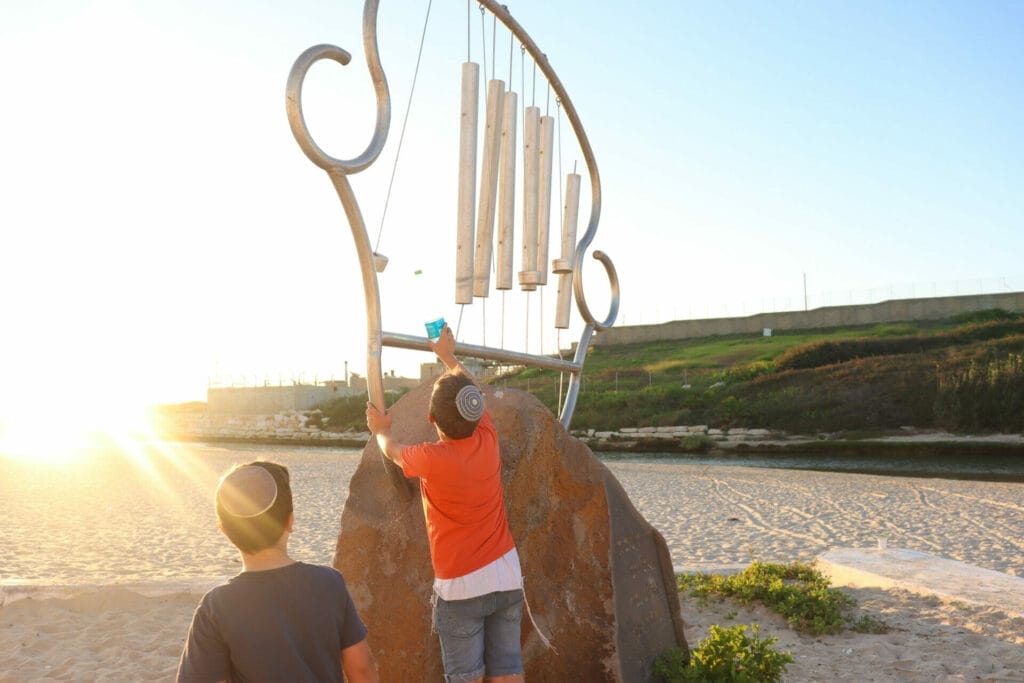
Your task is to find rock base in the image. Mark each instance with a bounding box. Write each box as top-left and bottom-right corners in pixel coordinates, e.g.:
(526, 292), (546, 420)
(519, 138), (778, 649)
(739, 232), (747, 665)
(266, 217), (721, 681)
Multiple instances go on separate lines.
(335, 382), (688, 681)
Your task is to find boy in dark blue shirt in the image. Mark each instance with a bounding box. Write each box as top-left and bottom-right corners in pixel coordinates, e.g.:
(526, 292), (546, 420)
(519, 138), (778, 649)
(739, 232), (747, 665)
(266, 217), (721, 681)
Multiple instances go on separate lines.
(176, 461), (377, 683)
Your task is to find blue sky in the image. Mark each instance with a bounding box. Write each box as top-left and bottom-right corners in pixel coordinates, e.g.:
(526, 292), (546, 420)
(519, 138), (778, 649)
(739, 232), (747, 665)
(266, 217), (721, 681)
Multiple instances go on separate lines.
(1, 0), (1021, 421)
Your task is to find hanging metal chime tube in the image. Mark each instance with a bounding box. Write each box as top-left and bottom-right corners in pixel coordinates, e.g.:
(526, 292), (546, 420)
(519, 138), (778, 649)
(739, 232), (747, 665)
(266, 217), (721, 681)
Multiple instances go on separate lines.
(473, 78), (505, 298)
(554, 172), (581, 328)
(495, 89), (518, 291)
(455, 61), (480, 304)
(518, 105), (541, 291)
(536, 114), (555, 287)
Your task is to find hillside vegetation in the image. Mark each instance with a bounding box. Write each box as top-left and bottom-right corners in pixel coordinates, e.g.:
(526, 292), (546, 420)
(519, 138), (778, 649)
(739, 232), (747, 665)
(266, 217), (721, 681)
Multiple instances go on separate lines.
(496, 309), (1024, 435)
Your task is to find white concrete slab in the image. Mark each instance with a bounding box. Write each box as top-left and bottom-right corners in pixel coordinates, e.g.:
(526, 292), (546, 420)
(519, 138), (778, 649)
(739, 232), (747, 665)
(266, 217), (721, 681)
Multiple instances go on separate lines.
(818, 547), (1024, 618)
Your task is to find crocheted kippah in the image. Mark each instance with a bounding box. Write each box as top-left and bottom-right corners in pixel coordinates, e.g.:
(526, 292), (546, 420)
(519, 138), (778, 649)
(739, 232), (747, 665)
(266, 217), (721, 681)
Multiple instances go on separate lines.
(217, 465), (278, 518)
(455, 385), (484, 422)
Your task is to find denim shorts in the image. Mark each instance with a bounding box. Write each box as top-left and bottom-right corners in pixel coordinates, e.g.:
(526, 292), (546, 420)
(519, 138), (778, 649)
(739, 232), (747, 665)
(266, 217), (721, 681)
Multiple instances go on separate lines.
(433, 589), (524, 683)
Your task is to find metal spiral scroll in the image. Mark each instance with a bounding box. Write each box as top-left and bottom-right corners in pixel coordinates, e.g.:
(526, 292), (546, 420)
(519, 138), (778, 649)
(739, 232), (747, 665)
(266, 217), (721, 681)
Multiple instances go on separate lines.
(285, 0), (411, 497)
(285, 0), (620, 496)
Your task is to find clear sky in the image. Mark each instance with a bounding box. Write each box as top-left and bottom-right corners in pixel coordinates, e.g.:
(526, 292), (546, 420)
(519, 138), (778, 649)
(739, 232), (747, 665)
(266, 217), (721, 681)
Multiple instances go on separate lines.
(1, 0), (1021, 426)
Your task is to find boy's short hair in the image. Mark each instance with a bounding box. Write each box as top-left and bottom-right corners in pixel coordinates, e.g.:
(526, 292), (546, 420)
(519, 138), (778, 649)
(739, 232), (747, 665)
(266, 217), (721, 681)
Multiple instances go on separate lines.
(429, 372), (483, 440)
(215, 461), (293, 554)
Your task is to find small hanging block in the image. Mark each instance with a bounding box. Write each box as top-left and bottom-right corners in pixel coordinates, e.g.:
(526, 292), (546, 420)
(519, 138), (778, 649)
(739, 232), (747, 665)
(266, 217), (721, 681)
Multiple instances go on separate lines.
(519, 105), (541, 291)
(536, 114), (555, 286)
(473, 79), (505, 298)
(554, 172), (581, 329)
(496, 89), (518, 291)
(455, 61), (479, 305)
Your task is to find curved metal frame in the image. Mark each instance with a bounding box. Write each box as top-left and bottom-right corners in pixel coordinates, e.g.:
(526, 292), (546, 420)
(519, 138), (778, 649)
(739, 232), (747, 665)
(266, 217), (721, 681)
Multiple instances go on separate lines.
(285, 0), (620, 460)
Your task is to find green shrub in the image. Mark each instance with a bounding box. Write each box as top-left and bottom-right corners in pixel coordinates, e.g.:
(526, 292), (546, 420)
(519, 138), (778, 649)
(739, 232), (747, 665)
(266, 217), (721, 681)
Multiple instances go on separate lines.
(952, 308), (1018, 325)
(677, 562), (880, 635)
(735, 354), (938, 433)
(714, 361), (776, 384)
(314, 394), (395, 431)
(934, 352), (1024, 432)
(678, 434), (715, 453)
(654, 624), (793, 682)
(774, 318), (1024, 371)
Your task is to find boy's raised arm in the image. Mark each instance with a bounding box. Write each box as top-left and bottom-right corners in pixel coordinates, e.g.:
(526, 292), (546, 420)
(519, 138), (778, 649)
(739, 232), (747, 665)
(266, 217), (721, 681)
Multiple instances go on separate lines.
(428, 324), (480, 388)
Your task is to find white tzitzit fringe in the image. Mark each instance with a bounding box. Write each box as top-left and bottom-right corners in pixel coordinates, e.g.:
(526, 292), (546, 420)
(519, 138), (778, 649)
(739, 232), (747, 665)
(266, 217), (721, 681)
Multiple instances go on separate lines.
(522, 577), (557, 654)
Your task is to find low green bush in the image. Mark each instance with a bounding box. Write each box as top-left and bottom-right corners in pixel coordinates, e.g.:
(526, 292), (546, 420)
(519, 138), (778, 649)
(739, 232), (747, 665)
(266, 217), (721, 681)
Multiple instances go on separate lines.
(935, 352), (1024, 432)
(654, 624), (793, 682)
(678, 434), (715, 453)
(952, 308), (1019, 325)
(315, 393), (406, 431)
(677, 561), (884, 635)
(774, 317), (1024, 371)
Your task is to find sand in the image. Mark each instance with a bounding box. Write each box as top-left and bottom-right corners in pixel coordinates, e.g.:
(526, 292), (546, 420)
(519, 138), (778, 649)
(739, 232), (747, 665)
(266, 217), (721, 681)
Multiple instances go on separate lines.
(2, 458), (1023, 681)
(4, 582), (1021, 681)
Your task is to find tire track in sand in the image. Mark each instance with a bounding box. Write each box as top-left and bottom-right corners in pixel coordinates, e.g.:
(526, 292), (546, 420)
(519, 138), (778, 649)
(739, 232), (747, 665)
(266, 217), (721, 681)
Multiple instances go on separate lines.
(911, 483), (1024, 554)
(710, 478), (829, 548)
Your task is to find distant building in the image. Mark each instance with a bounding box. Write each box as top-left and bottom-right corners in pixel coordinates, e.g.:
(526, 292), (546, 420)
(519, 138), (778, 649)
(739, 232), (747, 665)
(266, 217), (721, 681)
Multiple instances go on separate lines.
(207, 357), (510, 415)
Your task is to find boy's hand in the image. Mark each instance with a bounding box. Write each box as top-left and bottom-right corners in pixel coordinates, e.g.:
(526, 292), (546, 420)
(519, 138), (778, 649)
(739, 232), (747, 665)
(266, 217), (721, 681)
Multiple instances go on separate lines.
(429, 324), (457, 367)
(365, 402), (393, 435)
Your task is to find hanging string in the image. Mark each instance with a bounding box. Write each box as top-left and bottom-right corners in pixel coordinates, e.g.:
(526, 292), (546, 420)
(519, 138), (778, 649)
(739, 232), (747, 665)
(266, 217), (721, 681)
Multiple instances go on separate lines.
(525, 292), (530, 354)
(501, 23), (514, 352)
(520, 43), (526, 354)
(534, 62), (543, 357)
(374, 0), (434, 253)
(461, 2), (473, 349)
(531, 61), (537, 108)
(556, 328), (564, 415)
(478, 4), (488, 352)
(507, 27), (513, 84)
(520, 45), (526, 112)
(555, 98), (565, 412)
(479, 5), (487, 80)
(491, 12), (497, 81)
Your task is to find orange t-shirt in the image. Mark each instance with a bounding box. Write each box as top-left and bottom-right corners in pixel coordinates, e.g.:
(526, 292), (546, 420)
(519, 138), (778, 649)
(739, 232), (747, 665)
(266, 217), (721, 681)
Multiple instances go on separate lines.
(400, 411), (515, 579)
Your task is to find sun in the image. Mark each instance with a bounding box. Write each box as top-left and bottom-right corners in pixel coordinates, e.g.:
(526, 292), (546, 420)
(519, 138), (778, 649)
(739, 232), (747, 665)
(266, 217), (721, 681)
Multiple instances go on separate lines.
(0, 401), (157, 465)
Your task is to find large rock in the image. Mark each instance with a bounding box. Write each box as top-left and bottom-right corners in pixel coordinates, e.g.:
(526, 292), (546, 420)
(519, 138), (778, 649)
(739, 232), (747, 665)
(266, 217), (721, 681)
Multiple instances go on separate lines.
(335, 381), (688, 681)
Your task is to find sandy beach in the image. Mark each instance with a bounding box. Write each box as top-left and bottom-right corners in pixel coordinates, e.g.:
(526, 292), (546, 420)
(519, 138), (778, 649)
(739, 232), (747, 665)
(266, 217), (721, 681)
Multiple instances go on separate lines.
(2, 447), (1023, 681)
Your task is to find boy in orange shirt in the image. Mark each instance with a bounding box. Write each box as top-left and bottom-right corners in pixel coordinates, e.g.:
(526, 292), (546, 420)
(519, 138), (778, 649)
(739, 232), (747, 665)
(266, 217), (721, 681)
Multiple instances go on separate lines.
(366, 324), (524, 683)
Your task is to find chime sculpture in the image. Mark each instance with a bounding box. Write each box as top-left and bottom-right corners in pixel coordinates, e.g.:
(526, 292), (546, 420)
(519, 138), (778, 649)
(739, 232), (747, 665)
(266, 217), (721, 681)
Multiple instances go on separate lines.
(285, 0), (620, 496)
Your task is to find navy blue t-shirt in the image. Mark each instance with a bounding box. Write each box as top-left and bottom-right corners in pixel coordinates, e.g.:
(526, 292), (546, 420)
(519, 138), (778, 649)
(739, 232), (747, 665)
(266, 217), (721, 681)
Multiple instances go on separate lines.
(177, 562), (367, 683)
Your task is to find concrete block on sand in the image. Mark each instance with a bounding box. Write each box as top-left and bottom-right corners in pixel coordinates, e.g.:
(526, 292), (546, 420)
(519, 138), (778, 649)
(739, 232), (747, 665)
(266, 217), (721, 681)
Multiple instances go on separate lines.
(818, 547), (1024, 618)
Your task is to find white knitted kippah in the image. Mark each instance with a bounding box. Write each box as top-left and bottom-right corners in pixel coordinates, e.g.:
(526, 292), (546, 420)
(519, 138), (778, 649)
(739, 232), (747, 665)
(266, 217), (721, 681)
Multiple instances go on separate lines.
(455, 385), (484, 422)
(217, 465), (278, 518)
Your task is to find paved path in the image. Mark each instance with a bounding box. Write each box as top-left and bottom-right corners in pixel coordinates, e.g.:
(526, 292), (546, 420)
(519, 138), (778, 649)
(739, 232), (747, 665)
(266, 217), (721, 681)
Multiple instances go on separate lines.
(818, 546), (1024, 618)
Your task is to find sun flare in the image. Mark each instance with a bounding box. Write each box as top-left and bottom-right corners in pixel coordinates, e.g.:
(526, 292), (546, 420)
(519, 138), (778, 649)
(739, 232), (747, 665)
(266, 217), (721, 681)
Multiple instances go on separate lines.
(0, 401), (157, 465)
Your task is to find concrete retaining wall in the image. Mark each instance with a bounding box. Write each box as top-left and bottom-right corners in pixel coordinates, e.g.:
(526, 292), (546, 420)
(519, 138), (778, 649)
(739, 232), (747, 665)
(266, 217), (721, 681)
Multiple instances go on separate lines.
(593, 292), (1024, 346)
(573, 425), (777, 447)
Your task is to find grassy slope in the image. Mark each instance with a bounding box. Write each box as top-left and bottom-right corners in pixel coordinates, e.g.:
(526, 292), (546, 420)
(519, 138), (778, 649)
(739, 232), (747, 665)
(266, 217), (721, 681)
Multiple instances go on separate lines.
(497, 311), (1024, 434)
